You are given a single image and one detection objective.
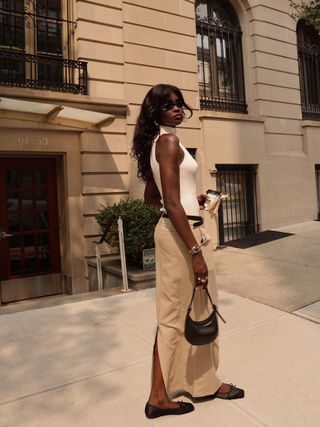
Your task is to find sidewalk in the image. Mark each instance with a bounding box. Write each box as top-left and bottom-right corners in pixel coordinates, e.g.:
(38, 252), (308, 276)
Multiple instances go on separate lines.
(0, 222), (320, 427)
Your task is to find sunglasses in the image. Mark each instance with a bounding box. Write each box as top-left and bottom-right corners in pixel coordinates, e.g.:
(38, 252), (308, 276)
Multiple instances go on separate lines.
(161, 100), (185, 111)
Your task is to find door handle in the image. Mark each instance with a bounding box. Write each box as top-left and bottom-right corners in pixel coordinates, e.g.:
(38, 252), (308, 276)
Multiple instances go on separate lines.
(0, 231), (12, 240)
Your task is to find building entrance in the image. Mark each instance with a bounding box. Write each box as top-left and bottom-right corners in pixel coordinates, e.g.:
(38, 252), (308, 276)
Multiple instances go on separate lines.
(0, 157), (62, 303)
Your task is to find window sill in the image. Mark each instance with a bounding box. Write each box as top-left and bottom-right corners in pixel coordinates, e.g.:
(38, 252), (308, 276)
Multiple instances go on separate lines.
(199, 110), (265, 123)
(301, 120), (320, 128)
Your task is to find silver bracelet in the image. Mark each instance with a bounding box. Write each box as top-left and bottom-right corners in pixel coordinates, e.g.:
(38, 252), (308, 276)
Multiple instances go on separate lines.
(189, 244), (202, 256)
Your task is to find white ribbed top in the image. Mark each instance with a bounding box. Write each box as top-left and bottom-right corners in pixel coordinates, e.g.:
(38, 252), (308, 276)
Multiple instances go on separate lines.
(150, 125), (199, 216)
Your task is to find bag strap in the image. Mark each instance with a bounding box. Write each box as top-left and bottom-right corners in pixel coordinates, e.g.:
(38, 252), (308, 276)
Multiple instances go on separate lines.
(187, 286), (226, 323)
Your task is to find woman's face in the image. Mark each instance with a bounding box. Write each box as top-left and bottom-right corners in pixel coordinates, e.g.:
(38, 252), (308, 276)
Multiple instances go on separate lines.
(159, 92), (184, 127)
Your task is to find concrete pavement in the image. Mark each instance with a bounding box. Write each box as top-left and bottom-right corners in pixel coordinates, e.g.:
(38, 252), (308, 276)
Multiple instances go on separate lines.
(215, 220), (320, 313)
(0, 221), (320, 427)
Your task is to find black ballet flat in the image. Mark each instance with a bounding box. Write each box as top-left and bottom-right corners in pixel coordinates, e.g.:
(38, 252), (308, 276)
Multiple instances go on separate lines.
(212, 384), (245, 400)
(144, 401), (194, 419)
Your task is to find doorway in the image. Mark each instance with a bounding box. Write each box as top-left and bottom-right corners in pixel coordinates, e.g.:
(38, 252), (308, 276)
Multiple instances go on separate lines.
(0, 157), (62, 303)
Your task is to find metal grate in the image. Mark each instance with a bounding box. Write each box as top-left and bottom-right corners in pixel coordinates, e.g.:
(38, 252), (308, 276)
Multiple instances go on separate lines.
(316, 165), (320, 220)
(195, 0), (247, 113)
(297, 20), (320, 120)
(216, 165), (259, 244)
(0, 0), (87, 94)
(298, 41), (320, 120)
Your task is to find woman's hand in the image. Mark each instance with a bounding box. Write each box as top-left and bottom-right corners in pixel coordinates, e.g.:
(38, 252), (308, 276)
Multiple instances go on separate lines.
(197, 193), (208, 210)
(192, 252), (208, 287)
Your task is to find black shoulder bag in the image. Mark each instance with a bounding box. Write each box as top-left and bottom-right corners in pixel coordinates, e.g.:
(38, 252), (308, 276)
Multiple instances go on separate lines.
(185, 287), (226, 346)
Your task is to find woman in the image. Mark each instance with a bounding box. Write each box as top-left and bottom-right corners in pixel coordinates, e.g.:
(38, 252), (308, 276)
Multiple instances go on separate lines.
(132, 84), (244, 419)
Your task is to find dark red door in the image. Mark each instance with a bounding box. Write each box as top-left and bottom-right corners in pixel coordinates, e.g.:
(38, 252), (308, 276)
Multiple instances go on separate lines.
(0, 158), (60, 282)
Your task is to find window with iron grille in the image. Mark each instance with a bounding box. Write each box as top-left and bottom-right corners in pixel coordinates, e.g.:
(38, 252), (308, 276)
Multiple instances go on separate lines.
(297, 20), (320, 120)
(216, 165), (259, 245)
(195, 0), (247, 113)
(316, 165), (320, 220)
(0, 0), (87, 94)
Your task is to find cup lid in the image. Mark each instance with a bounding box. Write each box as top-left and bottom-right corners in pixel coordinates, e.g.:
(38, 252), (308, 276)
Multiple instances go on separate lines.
(206, 189), (221, 195)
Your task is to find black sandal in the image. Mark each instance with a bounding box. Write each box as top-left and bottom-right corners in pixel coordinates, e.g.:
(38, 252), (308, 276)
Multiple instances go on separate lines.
(145, 401), (194, 418)
(212, 384), (245, 400)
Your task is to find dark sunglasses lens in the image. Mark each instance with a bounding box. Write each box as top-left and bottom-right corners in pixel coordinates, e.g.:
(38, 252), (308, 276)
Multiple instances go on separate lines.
(162, 101), (184, 110)
(162, 102), (173, 110)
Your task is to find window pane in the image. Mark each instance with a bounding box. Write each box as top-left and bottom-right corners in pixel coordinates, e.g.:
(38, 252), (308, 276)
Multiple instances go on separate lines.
(38, 233), (49, 251)
(22, 210), (34, 231)
(23, 234), (36, 254)
(0, 1), (25, 48)
(8, 211), (20, 232)
(7, 191), (19, 211)
(22, 191), (33, 210)
(22, 170), (33, 188)
(9, 234), (22, 253)
(10, 258), (23, 275)
(36, 0), (62, 54)
(35, 170), (47, 188)
(6, 170), (19, 188)
(25, 256), (37, 273)
(196, 0), (208, 20)
(36, 211), (49, 229)
(36, 191), (48, 209)
(36, 0), (61, 19)
(39, 252), (51, 272)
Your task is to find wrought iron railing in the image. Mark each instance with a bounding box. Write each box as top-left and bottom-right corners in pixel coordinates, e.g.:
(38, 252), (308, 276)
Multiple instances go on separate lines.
(0, 49), (87, 94)
(298, 41), (320, 120)
(216, 165), (259, 244)
(196, 17), (247, 113)
(316, 166), (320, 220)
(0, 1), (87, 94)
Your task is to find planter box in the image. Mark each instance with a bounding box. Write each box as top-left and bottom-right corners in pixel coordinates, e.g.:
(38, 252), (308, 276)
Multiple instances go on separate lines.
(88, 258), (156, 291)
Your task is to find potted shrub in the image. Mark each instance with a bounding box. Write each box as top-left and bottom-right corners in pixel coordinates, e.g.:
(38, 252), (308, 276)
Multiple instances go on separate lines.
(95, 199), (161, 268)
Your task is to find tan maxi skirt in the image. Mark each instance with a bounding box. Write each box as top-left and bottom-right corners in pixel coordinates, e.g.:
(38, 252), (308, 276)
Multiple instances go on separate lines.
(154, 216), (222, 399)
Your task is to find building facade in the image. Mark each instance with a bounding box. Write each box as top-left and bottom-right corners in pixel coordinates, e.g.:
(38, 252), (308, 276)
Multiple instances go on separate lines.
(1, 0), (319, 304)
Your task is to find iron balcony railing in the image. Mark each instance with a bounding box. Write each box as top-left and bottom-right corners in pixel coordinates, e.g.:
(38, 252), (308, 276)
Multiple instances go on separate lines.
(0, 49), (87, 94)
(0, 2), (87, 95)
(196, 17), (247, 113)
(298, 41), (320, 120)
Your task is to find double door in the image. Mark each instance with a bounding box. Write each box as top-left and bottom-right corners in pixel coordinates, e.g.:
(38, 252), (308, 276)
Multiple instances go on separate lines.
(0, 157), (62, 303)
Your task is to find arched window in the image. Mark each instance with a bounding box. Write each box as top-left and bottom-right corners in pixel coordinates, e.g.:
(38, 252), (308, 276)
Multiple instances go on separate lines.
(195, 0), (247, 113)
(297, 20), (320, 120)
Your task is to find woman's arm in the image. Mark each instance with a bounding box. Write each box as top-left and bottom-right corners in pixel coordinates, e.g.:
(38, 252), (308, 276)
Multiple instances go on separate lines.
(144, 176), (162, 207)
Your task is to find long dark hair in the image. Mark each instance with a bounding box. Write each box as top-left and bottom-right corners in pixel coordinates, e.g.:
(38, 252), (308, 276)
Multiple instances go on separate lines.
(131, 84), (193, 182)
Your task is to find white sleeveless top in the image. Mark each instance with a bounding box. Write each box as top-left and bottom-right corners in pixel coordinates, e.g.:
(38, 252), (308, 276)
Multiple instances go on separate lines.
(150, 125), (200, 216)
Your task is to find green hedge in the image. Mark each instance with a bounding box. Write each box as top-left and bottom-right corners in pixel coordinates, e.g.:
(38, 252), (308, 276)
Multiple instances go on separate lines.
(95, 199), (161, 267)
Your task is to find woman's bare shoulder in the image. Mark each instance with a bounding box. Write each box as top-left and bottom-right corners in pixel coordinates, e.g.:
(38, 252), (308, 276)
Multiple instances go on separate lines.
(155, 133), (182, 162)
(156, 133), (179, 150)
